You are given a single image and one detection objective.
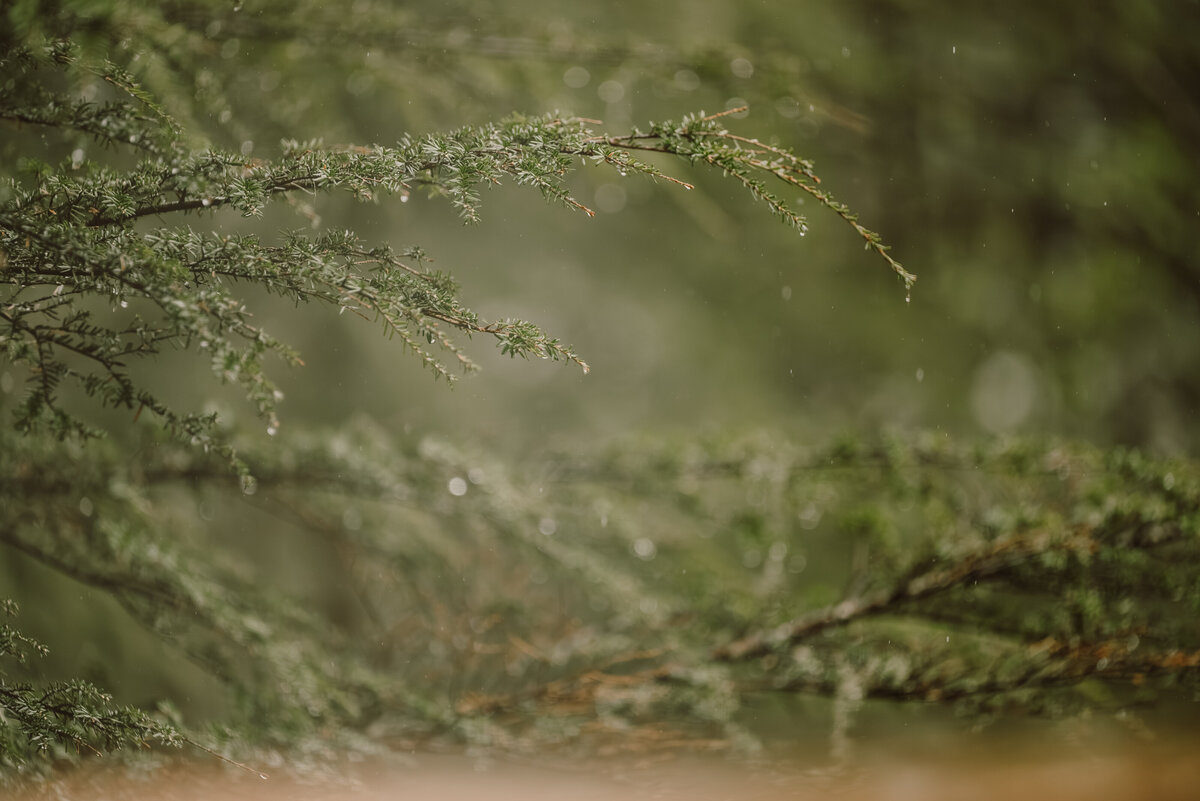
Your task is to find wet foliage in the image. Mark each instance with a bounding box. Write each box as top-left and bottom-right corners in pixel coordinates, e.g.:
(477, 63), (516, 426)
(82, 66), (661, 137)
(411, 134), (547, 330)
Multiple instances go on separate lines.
(1, 0), (1197, 787)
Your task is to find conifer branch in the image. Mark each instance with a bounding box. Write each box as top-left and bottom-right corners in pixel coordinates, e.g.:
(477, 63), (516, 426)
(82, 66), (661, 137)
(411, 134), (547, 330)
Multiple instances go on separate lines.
(583, 107), (915, 291)
(745, 638), (1200, 704)
(1, 601), (183, 764)
(712, 519), (1190, 662)
(3, 55), (907, 458)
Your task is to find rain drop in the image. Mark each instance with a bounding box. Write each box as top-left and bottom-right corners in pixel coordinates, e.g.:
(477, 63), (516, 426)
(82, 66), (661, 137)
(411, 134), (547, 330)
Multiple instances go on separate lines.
(633, 538), (656, 560)
(563, 65), (590, 88)
(597, 80), (625, 104)
(730, 57), (754, 79)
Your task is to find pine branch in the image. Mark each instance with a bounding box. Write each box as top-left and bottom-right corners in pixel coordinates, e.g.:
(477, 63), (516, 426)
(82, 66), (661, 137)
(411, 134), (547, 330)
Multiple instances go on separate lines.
(747, 638), (1200, 705)
(0, 601), (182, 764)
(4, 89), (907, 459)
(585, 108), (915, 291)
(714, 507), (1195, 662)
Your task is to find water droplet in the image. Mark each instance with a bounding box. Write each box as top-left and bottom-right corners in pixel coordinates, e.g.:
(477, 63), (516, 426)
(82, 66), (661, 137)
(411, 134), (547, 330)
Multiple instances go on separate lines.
(730, 57), (754, 79)
(563, 65), (590, 89)
(448, 476), (468, 496)
(798, 504), (821, 530)
(538, 517), (557, 536)
(633, 538), (656, 559)
(597, 79), (624, 104)
(266, 425), (277, 436)
(774, 96), (801, 119)
(200, 198), (212, 207)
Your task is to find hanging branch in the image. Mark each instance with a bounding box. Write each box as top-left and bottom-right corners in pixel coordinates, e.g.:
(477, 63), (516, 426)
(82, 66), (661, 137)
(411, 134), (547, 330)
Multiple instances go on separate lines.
(582, 108), (916, 292)
(3, 47), (909, 464)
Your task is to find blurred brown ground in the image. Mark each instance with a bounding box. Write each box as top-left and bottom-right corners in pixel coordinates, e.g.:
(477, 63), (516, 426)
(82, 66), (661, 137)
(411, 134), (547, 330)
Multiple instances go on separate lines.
(14, 748), (1200, 801)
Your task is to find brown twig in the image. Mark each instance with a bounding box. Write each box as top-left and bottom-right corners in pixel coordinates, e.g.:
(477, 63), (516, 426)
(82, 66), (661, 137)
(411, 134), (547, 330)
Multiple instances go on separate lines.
(713, 524), (1101, 662)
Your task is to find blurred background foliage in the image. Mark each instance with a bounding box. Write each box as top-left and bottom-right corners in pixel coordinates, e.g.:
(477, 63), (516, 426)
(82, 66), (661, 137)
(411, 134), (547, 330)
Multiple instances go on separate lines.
(2, 0), (1198, 776)
(5, 0), (1197, 451)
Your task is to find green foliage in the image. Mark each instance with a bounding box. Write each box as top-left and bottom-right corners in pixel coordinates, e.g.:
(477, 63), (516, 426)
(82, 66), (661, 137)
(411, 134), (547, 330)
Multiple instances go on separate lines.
(1, 0), (1197, 786)
(1, 37), (905, 474)
(0, 6), (917, 773)
(5, 423), (1197, 771)
(1, 600), (181, 775)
